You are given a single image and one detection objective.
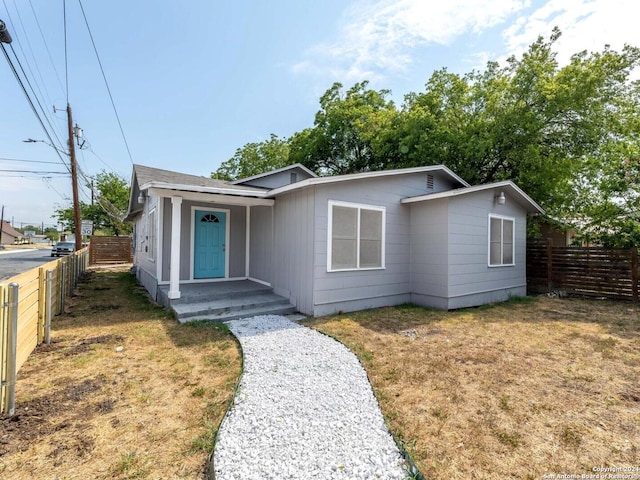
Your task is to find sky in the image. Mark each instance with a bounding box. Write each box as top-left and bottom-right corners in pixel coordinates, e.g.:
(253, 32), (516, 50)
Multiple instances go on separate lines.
(0, 0), (638, 229)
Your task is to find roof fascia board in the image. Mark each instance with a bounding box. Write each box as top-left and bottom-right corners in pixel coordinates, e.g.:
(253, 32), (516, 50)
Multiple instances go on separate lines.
(267, 165), (470, 197)
(125, 168), (140, 219)
(148, 187), (274, 207)
(230, 163), (318, 185)
(401, 180), (545, 214)
(141, 181), (269, 198)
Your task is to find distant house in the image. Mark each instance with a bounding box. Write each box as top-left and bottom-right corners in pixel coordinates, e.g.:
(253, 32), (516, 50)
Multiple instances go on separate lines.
(125, 163), (544, 316)
(0, 220), (24, 245)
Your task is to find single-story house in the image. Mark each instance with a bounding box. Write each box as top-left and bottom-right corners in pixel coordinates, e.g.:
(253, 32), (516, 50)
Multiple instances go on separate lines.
(1, 220), (24, 245)
(124, 163), (544, 317)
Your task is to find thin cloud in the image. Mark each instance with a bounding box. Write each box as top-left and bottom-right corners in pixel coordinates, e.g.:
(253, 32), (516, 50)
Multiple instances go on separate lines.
(503, 0), (640, 65)
(293, 0), (529, 82)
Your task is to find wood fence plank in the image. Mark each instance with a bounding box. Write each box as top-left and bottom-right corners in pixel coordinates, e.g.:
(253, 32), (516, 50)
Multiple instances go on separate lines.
(0, 284), (5, 411)
(527, 240), (639, 302)
(38, 267), (45, 343)
(89, 236), (132, 264)
(0, 247), (89, 413)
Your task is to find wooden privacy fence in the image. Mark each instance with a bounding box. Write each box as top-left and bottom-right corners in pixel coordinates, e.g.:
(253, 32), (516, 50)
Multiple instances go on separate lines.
(527, 238), (639, 301)
(0, 248), (89, 414)
(89, 235), (132, 265)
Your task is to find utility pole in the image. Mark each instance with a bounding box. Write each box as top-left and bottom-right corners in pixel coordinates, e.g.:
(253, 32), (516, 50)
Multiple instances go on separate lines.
(67, 103), (82, 252)
(0, 22), (9, 246)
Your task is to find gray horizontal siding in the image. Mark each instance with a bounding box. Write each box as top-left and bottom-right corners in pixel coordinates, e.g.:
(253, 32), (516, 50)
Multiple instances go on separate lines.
(311, 175), (423, 315)
(134, 194), (160, 281)
(446, 189), (527, 301)
(314, 294), (411, 317)
(409, 198), (449, 299)
(447, 286), (526, 309)
(249, 205), (272, 283)
(271, 189), (315, 315)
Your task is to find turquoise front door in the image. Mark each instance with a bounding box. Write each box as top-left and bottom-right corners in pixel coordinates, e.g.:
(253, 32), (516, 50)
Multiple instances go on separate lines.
(194, 210), (226, 278)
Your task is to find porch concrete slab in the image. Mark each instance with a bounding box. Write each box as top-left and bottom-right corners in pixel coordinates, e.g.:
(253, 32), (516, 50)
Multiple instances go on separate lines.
(159, 280), (272, 304)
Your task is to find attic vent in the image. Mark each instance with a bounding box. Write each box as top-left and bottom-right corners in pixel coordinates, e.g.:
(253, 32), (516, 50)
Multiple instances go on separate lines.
(290, 172), (298, 184)
(201, 214), (220, 223)
(426, 174), (435, 190)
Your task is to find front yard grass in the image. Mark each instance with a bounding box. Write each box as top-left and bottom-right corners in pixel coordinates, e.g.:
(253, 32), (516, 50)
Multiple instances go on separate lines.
(0, 266), (241, 479)
(3, 269), (638, 480)
(309, 297), (640, 480)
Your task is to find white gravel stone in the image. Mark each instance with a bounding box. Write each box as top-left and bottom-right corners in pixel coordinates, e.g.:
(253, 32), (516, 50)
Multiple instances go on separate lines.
(213, 315), (408, 480)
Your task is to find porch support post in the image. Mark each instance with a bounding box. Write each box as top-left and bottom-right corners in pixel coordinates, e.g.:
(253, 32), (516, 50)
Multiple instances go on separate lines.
(168, 196), (182, 299)
(245, 205), (250, 278)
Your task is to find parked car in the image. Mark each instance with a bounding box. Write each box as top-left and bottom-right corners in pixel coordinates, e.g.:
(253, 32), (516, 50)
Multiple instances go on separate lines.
(51, 241), (75, 257)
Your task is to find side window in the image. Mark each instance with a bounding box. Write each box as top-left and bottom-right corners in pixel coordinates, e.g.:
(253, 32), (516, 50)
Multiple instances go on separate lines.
(488, 214), (514, 266)
(328, 201), (385, 271)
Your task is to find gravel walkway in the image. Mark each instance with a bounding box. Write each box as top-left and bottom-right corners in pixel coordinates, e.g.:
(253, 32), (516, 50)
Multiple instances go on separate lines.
(212, 315), (408, 480)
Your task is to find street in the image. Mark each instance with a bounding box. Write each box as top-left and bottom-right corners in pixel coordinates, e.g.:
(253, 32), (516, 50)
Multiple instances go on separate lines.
(0, 247), (56, 281)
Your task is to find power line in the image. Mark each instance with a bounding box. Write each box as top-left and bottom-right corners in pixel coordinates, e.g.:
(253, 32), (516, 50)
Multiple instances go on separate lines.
(0, 169), (68, 174)
(2, 1), (66, 147)
(27, 0), (65, 96)
(83, 135), (118, 172)
(9, 42), (67, 154)
(0, 157), (62, 164)
(9, 0), (58, 129)
(42, 177), (70, 201)
(0, 42), (70, 174)
(2, 174), (61, 178)
(77, 0), (134, 165)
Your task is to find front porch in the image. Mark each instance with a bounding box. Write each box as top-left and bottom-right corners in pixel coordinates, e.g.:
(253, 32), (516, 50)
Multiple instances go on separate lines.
(157, 280), (296, 323)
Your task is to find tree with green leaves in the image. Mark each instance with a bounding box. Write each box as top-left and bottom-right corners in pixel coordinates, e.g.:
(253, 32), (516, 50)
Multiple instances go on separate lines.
(289, 81), (397, 175)
(216, 30), (640, 246)
(212, 134), (290, 181)
(54, 170), (132, 236)
(44, 227), (59, 242)
(379, 29), (639, 244)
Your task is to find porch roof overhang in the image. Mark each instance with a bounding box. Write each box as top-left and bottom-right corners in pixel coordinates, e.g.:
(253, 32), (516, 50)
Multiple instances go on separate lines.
(146, 185), (275, 207)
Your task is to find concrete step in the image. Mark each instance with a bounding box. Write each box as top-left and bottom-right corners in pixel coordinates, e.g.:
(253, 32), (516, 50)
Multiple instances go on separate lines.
(176, 302), (297, 323)
(173, 292), (296, 323)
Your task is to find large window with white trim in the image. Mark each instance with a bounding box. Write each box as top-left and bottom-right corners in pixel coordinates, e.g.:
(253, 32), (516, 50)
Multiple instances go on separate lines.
(328, 201), (385, 271)
(488, 214), (514, 266)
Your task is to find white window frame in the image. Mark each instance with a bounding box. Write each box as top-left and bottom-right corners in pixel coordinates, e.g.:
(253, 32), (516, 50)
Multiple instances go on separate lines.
(488, 214), (515, 267)
(327, 200), (386, 272)
(148, 208), (156, 262)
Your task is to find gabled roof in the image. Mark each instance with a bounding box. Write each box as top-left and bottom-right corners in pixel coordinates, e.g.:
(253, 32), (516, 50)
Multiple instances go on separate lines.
(133, 164), (265, 193)
(266, 165), (470, 197)
(1, 220), (23, 240)
(401, 180), (545, 214)
(231, 163), (317, 185)
(124, 164), (272, 221)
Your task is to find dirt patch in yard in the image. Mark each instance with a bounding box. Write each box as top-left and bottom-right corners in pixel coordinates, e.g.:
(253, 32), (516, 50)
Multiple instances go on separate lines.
(0, 267), (241, 479)
(309, 297), (640, 479)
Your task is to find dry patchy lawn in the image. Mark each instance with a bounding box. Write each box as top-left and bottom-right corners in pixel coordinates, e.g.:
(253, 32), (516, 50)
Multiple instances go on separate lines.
(0, 267), (241, 479)
(309, 297), (640, 480)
